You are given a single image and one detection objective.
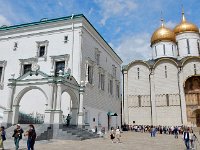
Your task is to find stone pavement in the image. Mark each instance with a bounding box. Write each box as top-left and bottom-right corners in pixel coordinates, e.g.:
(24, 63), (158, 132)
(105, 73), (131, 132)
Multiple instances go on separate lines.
(4, 132), (196, 150)
(36, 132), (187, 150)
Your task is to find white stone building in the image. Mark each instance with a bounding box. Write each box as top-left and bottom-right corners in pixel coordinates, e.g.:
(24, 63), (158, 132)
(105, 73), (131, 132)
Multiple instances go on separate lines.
(0, 105), (5, 125)
(0, 14), (122, 130)
(123, 11), (200, 127)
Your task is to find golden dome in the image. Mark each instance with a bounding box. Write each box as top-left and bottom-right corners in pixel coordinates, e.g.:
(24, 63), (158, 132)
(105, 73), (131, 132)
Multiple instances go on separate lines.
(174, 11), (199, 35)
(151, 20), (176, 46)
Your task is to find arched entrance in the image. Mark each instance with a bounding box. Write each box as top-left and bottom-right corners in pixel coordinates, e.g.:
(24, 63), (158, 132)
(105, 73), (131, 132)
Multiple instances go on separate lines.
(184, 76), (200, 127)
(18, 88), (47, 124)
(61, 89), (79, 125)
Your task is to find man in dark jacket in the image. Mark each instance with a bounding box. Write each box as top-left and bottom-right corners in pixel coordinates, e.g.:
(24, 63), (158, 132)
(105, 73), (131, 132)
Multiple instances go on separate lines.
(12, 124), (24, 150)
(183, 128), (190, 150)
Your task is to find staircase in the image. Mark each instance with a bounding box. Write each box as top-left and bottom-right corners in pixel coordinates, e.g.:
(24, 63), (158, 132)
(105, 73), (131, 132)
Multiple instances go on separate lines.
(53, 125), (99, 140)
(5, 124), (99, 141)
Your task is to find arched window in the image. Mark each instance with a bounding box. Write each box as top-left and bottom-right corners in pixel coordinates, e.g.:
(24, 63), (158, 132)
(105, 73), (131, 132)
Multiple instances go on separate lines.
(165, 66), (167, 78)
(177, 42), (180, 56)
(163, 44), (166, 55)
(187, 39), (190, 54)
(137, 68), (140, 79)
(194, 64), (197, 75)
(197, 40), (200, 55)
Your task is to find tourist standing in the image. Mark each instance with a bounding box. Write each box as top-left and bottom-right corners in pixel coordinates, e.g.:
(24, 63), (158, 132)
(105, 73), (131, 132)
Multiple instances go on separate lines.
(182, 128), (190, 150)
(110, 127), (115, 143)
(12, 124), (24, 150)
(66, 114), (72, 127)
(190, 130), (196, 150)
(174, 126), (178, 139)
(0, 126), (6, 150)
(115, 126), (121, 143)
(24, 124), (36, 150)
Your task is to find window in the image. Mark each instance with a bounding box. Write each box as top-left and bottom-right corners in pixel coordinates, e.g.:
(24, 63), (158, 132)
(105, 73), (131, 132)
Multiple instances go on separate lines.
(177, 42), (180, 56)
(116, 84), (120, 98)
(39, 46), (45, 57)
(165, 66), (167, 78)
(84, 111), (89, 124)
(155, 46), (157, 56)
(109, 79), (113, 95)
(166, 94), (169, 106)
(163, 44), (166, 55)
(0, 67), (2, 82)
(137, 68), (140, 79)
(172, 45), (174, 56)
(138, 95), (141, 107)
(23, 64), (32, 74)
(194, 64), (197, 75)
(55, 61), (65, 76)
(197, 40), (200, 55)
(36, 40), (49, 60)
(64, 36), (68, 43)
(187, 39), (190, 54)
(88, 65), (93, 84)
(98, 73), (105, 90)
(95, 48), (100, 65)
(112, 65), (116, 77)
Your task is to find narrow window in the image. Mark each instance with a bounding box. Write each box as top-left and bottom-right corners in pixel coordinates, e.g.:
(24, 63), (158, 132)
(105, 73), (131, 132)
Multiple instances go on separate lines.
(138, 95), (141, 107)
(23, 64), (32, 74)
(187, 39), (190, 54)
(165, 66), (167, 78)
(166, 94), (169, 106)
(197, 40), (200, 55)
(137, 68), (140, 79)
(177, 42), (180, 56)
(88, 65), (93, 84)
(64, 36), (68, 43)
(116, 84), (120, 98)
(98, 73), (101, 89)
(194, 64), (197, 75)
(101, 74), (105, 90)
(172, 45), (174, 56)
(96, 54), (100, 65)
(163, 44), (166, 55)
(55, 61), (65, 76)
(0, 67), (2, 81)
(39, 46), (45, 57)
(155, 46), (157, 56)
(110, 80), (113, 95)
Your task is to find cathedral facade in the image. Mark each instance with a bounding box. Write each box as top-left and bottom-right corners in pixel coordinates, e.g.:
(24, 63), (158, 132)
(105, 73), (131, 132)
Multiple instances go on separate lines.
(122, 11), (200, 127)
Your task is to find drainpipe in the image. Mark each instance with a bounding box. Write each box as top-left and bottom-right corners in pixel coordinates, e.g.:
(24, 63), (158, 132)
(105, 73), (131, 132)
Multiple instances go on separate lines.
(177, 66), (183, 124)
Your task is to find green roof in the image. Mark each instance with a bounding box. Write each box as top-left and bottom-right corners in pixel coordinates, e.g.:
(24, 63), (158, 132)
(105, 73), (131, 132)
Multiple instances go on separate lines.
(0, 14), (122, 62)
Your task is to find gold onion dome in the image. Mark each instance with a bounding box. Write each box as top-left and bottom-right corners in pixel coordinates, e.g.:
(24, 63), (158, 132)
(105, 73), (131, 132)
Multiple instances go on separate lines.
(151, 19), (176, 46)
(174, 10), (199, 35)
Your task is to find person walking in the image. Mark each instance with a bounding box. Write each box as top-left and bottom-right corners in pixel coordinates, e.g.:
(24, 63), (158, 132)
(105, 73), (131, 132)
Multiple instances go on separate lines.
(12, 124), (24, 150)
(190, 130), (196, 150)
(24, 124), (36, 150)
(115, 126), (121, 143)
(0, 126), (6, 150)
(0, 127), (4, 150)
(174, 126), (178, 139)
(182, 128), (190, 150)
(110, 127), (115, 143)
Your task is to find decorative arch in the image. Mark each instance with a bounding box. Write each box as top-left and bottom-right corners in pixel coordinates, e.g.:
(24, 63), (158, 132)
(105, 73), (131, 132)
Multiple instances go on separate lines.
(127, 60), (150, 71)
(61, 88), (79, 107)
(181, 56), (200, 67)
(14, 86), (48, 106)
(153, 57), (179, 69)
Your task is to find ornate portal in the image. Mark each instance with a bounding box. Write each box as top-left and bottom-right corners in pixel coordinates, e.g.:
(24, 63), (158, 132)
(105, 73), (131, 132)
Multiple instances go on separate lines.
(184, 76), (200, 127)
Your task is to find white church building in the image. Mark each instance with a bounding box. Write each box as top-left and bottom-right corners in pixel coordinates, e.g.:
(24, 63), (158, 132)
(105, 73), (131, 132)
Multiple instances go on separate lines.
(0, 14), (122, 129)
(123, 10), (200, 127)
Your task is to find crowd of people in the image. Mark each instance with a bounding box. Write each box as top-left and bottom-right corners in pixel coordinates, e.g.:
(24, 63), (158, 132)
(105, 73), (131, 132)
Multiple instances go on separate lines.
(0, 124), (36, 150)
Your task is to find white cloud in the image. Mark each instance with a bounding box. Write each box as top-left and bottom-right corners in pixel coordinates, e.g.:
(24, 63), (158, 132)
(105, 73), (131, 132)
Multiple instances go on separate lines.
(114, 33), (152, 64)
(165, 20), (177, 29)
(95, 0), (138, 26)
(0, 15), (10, 26)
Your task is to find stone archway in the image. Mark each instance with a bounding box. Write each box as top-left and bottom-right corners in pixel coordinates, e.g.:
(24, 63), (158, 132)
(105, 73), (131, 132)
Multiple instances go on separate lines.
(13, 86), (48, 124)
(61, 89), (79, 125)
(184, 76), (200, 127)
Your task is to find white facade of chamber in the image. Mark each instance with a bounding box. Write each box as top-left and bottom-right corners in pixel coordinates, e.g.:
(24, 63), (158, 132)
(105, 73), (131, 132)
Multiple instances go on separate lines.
(0, 15), (122, 130)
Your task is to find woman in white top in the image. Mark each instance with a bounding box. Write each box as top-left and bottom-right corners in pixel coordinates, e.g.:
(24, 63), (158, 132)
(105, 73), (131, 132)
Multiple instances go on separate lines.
(115, 126), (121, 143)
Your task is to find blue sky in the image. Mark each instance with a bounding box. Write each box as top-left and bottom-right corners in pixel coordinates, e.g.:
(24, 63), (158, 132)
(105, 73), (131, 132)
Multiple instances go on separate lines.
(0, 0), (199, 64)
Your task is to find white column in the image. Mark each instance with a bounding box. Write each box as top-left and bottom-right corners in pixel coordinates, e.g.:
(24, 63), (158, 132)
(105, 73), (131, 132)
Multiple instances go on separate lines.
(48, 83), (54, 110)
(78, 88), (84, 127)
(6, 85), (15, 110)
(179, 70), (187, 125)
(123, 71), (129, 124)
(54, 83), (62, 124)
(12, 105), (19, 125)
(150, 73), (157, 125)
